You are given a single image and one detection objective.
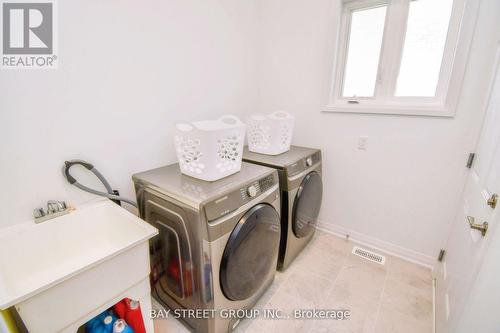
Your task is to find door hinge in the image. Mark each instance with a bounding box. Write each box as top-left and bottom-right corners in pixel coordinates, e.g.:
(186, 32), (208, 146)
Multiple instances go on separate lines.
(438, 249), (446, 262)
(466, 153), (475, 169)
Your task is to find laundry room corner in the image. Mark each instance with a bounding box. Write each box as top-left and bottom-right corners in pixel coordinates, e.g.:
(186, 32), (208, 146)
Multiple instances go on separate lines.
(253, 0), (500, 267)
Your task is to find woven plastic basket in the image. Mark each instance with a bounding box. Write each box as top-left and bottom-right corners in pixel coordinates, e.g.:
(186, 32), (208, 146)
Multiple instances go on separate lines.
(174, 115), (246, 181)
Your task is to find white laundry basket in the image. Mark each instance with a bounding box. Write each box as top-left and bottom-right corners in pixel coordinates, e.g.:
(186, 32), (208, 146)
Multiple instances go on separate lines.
(247, 111), (295, 155)
(174, 115), (246, 181)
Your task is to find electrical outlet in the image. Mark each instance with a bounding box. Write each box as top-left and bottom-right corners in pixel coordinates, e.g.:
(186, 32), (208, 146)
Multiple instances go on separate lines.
(358, 136), (368, 150)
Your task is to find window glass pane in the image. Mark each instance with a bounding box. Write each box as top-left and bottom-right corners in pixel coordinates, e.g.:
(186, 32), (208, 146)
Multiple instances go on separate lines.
(396, 0), (453, 97)
(342, 6), (387, 98)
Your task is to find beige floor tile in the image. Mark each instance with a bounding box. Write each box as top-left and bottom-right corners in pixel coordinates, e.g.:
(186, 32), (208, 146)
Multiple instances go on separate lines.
(276, 270), (335, 307)
(291, 248), (345, 282)
(257, 284), (317, 333)
(268, 281), (315, 313)
(381, 277), (432, 322)
(254, 272), (286, 309)
(288, 233), (348, 281)
(244, 316), (312, 333)
(333, 257), (387, 303)
(310, 230), (352, 257)
(309, 315), (378, 333)
(309, 324), (371, 333)
(308, 285), (380, 333)
(362, 310), (379, 333)
(386, 256), (432, 290)
(274, 270), (288, 284)
(373, 306), (432, 333)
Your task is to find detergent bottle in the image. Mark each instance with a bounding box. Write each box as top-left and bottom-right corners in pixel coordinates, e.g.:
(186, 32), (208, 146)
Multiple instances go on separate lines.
(86, 311), (117, 333)
(113, 319), (134, 333)
(102, 313), (118, 333)
(113, 299), (127, 319)
(124, 299), (145, 333)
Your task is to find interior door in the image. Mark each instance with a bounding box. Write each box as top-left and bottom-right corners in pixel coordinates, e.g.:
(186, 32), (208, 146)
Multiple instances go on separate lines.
(435, 49), (500, 333)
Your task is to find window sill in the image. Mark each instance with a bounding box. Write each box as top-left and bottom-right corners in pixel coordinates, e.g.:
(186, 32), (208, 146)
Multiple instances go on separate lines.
(322, 104), (455, 117)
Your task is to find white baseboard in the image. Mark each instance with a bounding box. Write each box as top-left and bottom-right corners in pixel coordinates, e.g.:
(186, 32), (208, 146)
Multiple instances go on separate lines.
(317, 220), (435, 269)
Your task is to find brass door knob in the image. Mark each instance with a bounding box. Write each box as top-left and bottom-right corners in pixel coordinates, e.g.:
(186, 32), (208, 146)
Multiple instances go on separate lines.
(467, 216), (488, 237)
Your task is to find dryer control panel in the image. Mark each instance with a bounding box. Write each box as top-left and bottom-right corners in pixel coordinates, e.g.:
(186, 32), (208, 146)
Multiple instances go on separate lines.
(287, 150), (322, 177)
(204, 172), (278, 221)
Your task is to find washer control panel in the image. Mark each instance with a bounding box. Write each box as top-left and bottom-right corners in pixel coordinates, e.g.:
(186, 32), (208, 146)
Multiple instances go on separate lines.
(240, 173), (275, 201)
(247, 185), (258, 198)
(204, 172), (278, 221)
(240, 182), (261, 201)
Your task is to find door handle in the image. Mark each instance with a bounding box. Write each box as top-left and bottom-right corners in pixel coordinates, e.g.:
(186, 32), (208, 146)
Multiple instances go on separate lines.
(467, 216), (488, 237)
(487, 193), (498, 209)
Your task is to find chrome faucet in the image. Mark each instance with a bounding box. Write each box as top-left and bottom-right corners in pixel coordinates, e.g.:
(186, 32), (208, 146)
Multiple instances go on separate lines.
(34, 200), (72, 223)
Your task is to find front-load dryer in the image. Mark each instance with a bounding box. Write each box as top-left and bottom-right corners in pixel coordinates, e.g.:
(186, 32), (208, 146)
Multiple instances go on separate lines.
(243, 146), (323, 271)
(132, 162), (280, 333)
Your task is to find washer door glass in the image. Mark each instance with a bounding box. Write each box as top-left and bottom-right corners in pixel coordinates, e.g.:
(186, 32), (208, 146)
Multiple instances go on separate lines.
(220, 203), (280, 301)
(292, 171), (323, 238)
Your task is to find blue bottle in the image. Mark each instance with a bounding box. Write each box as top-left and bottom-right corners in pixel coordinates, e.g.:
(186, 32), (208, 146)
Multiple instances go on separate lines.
(102, 313), (118, 333)
(86, 311), (118, 333)
(86, 311), (108, 333)
(113, 319), (134, 333)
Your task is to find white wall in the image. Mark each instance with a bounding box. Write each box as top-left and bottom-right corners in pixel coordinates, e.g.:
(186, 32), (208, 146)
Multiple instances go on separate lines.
(255, 0), (500, 264)
(0, 0), (259, 227)
(2, 0), (498, 266)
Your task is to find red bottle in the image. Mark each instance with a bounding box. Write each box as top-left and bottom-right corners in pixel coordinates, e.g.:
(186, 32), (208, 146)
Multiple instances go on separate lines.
(124, 299), (146, 333)
(113, 299), (127, 319)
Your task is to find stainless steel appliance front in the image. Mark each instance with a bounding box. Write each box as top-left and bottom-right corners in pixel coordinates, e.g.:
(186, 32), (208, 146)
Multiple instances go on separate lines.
(243, 146), (323, 271)
(133, 163), (280, 333)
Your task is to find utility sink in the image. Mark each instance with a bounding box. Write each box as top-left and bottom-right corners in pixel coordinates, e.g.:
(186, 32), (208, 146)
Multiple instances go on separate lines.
(0, 199), (158, 333)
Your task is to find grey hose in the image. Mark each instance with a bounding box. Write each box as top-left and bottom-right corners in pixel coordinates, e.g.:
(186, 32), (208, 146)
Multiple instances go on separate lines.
(63, 160), (137, 208)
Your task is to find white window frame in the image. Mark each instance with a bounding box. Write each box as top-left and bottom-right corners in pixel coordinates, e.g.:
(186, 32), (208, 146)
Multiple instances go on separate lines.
(324, 0), (480, 117)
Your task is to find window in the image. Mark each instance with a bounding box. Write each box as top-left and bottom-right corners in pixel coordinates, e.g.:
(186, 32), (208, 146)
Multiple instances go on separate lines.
(342, 5), (387, 97)
(327, 0), (478, 116)
(395, 0), (453, 96)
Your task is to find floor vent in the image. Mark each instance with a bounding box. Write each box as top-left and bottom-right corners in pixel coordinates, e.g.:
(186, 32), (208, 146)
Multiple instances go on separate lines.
(352, 246), (386, 265)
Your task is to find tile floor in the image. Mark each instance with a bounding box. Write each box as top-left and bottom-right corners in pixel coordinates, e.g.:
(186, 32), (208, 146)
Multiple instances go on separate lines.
(153, 230), (433, 333)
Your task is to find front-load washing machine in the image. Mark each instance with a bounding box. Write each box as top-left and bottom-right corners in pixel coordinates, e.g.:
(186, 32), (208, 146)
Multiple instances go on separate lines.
(132, 162), (280, 333)
(243, 146), (323, 271)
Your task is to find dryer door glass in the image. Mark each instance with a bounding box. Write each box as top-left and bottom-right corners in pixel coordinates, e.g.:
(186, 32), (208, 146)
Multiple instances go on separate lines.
(292, 171), (323, 238)
(220, 203), (280, 301)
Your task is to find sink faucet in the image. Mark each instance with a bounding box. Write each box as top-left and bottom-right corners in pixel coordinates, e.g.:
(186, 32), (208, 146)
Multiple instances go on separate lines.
(34, 200), (72, 223)
(47, 200), (67, 214)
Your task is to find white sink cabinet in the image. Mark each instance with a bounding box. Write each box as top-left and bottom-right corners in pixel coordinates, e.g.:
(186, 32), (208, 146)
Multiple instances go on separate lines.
(0, 199), (158, 333)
